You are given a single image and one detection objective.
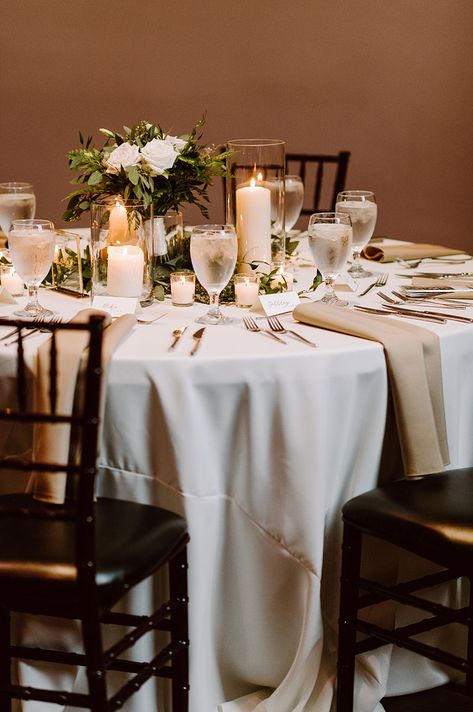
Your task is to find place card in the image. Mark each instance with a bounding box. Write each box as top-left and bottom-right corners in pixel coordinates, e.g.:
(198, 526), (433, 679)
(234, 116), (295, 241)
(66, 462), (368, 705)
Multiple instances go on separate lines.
(91, 295), (138, 317)
(256, 290), (300, 317)
(337, 272), (358, 292)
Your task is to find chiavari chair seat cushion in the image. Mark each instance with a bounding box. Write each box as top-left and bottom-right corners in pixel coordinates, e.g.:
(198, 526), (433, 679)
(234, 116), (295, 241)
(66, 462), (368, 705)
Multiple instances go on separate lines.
(0, 494), (188, 613)
(342, 468), (473, 569)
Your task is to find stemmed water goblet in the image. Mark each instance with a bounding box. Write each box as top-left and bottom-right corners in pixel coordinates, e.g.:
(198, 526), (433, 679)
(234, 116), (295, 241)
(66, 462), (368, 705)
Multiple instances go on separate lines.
(335, 190), (377, 278)
(8, 219), (56, 318)
(308, 212), (352, 307)
(268, 175), (304, 234)
(190, 224), (238, 325)
(0, 182), (36, 237)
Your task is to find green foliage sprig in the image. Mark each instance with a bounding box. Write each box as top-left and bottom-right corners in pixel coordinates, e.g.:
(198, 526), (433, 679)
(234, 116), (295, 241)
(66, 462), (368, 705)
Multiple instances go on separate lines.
(63, 117), (226, 222)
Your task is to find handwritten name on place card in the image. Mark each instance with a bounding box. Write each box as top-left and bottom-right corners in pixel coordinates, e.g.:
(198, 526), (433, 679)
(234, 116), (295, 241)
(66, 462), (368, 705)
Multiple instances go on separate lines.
(258, 291), (300, 316)
(91, 296), (138, 317)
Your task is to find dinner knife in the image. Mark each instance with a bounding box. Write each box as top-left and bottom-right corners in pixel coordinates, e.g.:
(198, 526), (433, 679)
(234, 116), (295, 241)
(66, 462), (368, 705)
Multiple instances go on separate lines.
(190, 327), (205, 356)
(353, 305), (446, 323)
(396, 272), (473, 279)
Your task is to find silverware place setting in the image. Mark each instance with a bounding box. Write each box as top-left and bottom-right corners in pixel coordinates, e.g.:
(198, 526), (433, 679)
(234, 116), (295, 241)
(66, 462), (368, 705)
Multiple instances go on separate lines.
(242, 315), (287, 344)
(353, 304), (446, 323)
(168, 326), (187, 351)
(190, 327), (205, 356)
(266, 315), (317, 347)
(358, 272), (388, 297)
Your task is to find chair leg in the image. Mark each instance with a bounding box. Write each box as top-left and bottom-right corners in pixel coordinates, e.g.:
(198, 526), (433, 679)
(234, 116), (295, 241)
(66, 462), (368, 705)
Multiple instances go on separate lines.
(169, 545), (189, 712)
(466, 575), (473, 695)
(337, 524), (362, 712)
(81, 613), (108, 712)
(0, 608), (11, 712)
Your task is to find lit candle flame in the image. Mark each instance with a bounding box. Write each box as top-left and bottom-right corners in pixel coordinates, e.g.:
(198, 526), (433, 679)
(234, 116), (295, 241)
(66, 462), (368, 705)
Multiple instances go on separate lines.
(250, 178), (256, 188)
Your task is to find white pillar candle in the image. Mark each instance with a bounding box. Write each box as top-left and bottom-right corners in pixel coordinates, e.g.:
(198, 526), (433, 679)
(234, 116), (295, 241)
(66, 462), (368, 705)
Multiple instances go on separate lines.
(170, 274), (195, 306)
(1, 268), (24, 295)
(108, 201), (129, 242)
(107, 245), (144, 297)
(236, 178), (271, 267)
(234, 276), (259, 307)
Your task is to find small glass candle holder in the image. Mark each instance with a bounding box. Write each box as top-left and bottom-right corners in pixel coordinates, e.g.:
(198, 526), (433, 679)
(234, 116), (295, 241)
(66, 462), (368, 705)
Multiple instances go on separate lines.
(234, 273), (260, 307)
(170, 271), (195, 306)
(0, 264), (24, 296)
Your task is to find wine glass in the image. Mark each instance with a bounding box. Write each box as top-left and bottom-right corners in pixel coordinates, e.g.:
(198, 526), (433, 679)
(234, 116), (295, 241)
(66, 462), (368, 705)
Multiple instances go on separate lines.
(190, 224), (238, 325)
(335, 190), (377, 278)
(0, 183), (36, 236)
(308, 212), (352, 307)
(8, 219), (56, 318)
(268, 175), (304, 233)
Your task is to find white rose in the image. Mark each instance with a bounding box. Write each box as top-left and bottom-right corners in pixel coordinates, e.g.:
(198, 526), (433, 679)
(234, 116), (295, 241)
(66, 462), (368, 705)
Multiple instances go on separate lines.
(165, 134), (187, 151)
(140, 138), (178, 176)
(105, 143), (141, 173)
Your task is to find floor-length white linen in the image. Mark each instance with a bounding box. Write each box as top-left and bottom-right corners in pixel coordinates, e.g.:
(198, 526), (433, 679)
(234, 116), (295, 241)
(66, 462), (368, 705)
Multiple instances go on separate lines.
(1, 251), (473, 710)
(97, 330), (387, 711)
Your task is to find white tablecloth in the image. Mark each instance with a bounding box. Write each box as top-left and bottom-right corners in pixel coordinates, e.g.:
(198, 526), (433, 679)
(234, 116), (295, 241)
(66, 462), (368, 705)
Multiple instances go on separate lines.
(1, 250), (473, 712)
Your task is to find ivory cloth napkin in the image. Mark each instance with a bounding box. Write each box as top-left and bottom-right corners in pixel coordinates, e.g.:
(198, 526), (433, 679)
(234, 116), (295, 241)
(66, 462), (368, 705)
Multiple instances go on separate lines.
(293, 302), (449, 477)
(32, 308), (136, 504)
(411, 276), (473, 299)
(361, 243), (464, 263)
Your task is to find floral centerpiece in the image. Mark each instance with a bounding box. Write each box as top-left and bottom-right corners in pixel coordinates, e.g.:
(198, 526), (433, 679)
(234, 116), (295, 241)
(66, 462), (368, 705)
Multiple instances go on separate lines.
(63, 117), (226, 221)
(58, 118), (321, 301)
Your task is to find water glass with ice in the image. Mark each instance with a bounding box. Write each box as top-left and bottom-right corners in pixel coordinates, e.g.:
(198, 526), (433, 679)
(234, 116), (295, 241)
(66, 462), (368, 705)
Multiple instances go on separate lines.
(190, 225), (238, 325)
(308, 212), (352, 307)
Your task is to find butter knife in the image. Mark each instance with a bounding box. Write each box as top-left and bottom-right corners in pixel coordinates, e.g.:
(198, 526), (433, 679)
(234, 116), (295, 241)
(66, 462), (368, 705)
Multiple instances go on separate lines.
(190, 327), (205, 356)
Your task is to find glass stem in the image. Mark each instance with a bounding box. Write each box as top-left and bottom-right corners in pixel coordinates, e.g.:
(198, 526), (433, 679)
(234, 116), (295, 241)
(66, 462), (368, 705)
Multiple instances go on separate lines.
(351, 248), (363, 272)
(208, 290), (221, 319)
(27, 285), (39, 309)
(325, 276), (335, 299)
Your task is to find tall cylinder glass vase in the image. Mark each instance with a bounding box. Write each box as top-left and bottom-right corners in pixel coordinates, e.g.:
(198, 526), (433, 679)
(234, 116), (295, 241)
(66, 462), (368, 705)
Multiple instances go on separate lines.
(90, 198), (154, 306)
(226, 139), (285, 273)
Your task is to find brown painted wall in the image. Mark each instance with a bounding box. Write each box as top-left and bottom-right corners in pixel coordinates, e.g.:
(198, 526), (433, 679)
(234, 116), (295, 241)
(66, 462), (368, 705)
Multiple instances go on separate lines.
(1, 0), (472, 250)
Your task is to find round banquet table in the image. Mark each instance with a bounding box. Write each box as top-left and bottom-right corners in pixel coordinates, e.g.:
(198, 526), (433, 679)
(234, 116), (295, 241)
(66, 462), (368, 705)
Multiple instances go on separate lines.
(1, 248), (473, 712)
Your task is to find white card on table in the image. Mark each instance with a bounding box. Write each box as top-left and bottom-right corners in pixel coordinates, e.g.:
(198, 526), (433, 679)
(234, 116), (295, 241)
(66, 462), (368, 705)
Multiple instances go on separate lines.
(337, 272), (358, 292)
(257, 291), (300, 317)
(91, 295), (138, 317)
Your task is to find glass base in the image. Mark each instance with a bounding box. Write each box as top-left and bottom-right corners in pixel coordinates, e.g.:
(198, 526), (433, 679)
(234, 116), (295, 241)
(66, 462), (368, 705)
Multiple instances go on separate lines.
(14, 304), (53, 319)
(195, 312), (239, 325)
(348, 263), (373, 278)
(320, 294), (348, 307)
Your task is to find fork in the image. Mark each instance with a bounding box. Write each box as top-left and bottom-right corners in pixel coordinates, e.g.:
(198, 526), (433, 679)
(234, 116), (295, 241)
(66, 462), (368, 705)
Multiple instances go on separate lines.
(358, 272), (388, 297)
(242, 315), (287, 344)
(266, 316), (317, 348)
(3, 314), (62, 346)
(0, 314), (45, 344)
(377, 290), (467, 310)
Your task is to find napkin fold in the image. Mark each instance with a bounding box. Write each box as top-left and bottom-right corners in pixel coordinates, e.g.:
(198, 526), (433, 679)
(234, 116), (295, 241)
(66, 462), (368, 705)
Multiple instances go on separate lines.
(32, 309), (136, 504)
(411, 277), (473, 299)
(293, 302), (449, 477)
(0, 286), (17, 304)
(362, 243), (463, 263)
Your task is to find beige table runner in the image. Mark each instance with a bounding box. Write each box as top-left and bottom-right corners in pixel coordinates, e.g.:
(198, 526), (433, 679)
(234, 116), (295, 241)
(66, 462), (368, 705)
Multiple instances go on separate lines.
(293, 302), (449, 477)
(362, 243), (464, 263)
(32, 308), (136, 504)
